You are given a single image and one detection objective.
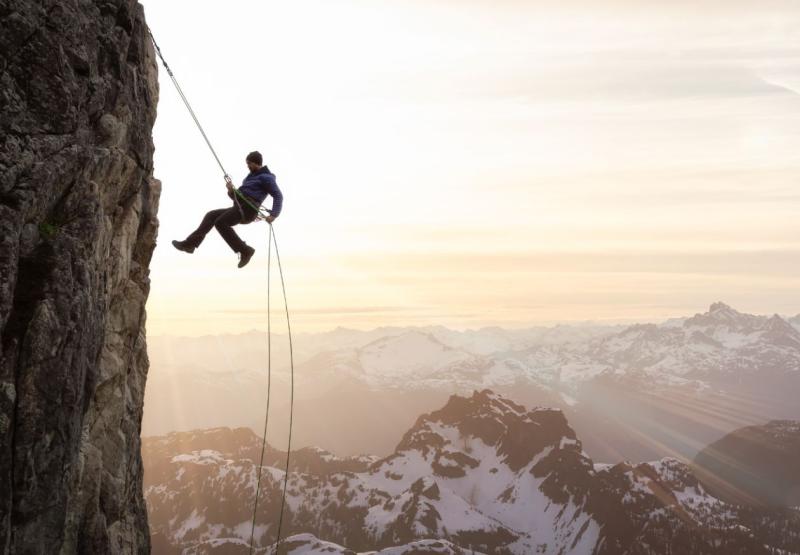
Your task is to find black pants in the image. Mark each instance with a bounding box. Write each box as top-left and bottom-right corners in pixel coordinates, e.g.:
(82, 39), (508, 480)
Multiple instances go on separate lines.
(184, 202), (258, 253)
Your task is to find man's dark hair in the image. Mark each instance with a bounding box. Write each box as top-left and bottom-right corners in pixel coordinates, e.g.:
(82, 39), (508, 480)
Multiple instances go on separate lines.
(246, 151), (263, 165)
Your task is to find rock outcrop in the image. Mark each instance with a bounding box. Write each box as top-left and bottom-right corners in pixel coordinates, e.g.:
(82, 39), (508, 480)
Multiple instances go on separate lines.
(0, 0), (159, 552)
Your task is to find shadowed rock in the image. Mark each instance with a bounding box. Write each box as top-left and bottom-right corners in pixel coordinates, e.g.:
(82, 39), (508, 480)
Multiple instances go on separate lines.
(0, 0), (159, 552)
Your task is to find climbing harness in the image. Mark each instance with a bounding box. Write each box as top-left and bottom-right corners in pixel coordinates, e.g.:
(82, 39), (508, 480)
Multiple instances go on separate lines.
(147, 26), (296, 555)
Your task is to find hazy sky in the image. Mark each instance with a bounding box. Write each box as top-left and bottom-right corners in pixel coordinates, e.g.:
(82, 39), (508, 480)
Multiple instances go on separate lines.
(142, 0), (800, 335)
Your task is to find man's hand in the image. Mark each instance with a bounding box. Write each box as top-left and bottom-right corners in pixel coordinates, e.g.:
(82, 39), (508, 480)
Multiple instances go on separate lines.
(266, 215), (276, 223)
(225, 181), (234, 192)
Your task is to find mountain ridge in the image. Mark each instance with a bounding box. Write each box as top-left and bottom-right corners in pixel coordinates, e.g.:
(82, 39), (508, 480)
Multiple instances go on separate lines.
(144, 390), (800, 554)
(144, 302), (800, 464)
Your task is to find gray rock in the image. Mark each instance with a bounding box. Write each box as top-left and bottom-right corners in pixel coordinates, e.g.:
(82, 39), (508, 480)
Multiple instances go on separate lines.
(0, 0), (159, 553)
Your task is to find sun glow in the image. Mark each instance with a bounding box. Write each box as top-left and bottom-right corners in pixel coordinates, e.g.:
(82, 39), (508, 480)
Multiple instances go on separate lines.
(142, 0), (800, 335)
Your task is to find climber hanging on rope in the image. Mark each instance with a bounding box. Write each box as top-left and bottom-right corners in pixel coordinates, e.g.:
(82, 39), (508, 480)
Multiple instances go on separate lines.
(171, 151), (283, 268)
(146, 26), (296, 552)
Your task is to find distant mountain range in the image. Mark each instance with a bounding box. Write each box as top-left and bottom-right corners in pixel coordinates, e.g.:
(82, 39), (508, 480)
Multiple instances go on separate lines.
(144, 390), (800, 554)
(143, 303), (800, 462)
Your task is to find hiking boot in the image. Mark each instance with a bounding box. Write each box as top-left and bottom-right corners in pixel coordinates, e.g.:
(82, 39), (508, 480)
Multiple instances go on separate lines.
(172, 239), (195, 253)
(238, 245), (255, 268)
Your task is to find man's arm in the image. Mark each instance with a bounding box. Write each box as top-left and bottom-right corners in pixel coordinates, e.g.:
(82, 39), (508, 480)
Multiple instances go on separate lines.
(269, 182), (283, 217)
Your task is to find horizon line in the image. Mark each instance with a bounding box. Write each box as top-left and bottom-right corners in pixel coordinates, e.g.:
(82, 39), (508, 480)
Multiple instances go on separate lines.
(146, 301), (799, 339)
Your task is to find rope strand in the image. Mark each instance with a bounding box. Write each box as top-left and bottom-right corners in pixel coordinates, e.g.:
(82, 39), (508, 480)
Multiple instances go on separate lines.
(146, 25), (229, 178)
(270, 224), (295, 555)
(249, 225), (273, 553)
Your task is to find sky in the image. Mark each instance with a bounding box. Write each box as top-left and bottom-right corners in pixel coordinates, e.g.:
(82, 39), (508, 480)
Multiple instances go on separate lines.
(141, 0), (800, 335)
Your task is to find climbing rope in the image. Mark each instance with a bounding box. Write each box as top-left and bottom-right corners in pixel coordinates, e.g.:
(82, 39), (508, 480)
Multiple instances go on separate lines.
(146, 26), (296, 555)
(270, 224), (296, 555)
(249, 224), (273, 552)
(146, 25), (270, 221)
(247, 224), (296, 555)
(146, 25), (228, 178)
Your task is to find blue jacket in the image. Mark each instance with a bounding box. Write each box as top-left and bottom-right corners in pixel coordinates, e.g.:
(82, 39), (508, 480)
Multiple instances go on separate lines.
(235, 166), (283, 216)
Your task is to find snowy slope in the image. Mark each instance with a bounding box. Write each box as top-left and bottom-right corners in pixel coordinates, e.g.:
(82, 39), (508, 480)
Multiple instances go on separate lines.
(510, 302), (800, 390)
(144, 391), (799, 554)
(143, 302), (800, 465)
(297, 302), (800, 394)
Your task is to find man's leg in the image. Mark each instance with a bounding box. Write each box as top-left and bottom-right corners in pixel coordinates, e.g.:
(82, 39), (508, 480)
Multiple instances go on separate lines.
(183, 208), (227, 249)
(214, 207), (250, 253)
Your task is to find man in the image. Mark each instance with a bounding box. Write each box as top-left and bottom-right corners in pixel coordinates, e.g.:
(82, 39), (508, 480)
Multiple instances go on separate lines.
(172, 151), (283, 268)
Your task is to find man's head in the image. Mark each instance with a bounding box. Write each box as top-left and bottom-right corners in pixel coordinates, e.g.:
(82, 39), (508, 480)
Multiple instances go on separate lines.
(246, 151), (263, 172)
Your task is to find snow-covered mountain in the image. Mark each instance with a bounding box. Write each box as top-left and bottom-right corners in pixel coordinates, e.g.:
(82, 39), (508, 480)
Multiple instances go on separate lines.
(291, 302), (800, 392)
(143, 303), (800, 462)
(144, 391), (799, 554)
(508, 301), (800, 387)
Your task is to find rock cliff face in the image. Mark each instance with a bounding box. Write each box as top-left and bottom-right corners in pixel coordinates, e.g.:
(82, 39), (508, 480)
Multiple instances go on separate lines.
(0, 0), (159, 552)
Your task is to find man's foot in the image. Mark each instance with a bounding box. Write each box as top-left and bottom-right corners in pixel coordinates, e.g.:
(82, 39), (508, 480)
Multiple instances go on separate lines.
(238, 245), (255, 268)
(172, 239), (195, 253)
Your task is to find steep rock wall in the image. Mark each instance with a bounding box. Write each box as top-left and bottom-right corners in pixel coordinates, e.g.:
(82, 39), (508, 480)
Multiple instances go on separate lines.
(0, 0), (159, 552)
